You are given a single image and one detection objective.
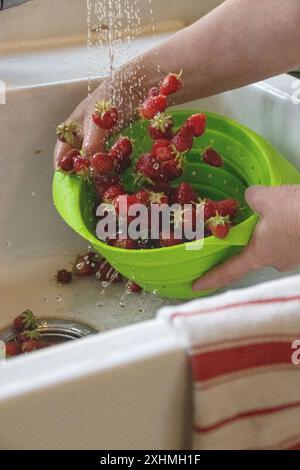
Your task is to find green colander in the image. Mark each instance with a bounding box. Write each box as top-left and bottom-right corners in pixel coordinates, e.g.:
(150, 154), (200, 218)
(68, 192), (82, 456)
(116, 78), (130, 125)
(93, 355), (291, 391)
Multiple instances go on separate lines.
(53, 110), (300, 299)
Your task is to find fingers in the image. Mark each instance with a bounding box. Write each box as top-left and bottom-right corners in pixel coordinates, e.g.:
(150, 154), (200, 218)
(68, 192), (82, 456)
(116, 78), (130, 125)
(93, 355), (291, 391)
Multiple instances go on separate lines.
(53, 140), (72, 170)
(192, 245), (260, 291)
(82, 117), (110, 157)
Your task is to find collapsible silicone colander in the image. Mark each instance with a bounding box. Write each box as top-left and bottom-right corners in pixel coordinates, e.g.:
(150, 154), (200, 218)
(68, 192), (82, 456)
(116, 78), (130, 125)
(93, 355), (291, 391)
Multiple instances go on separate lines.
(53, 110), (300, 299)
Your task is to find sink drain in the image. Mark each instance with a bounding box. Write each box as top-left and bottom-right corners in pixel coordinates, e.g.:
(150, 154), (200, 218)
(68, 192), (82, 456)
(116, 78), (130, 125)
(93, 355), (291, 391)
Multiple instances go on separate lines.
(0, 318), (98, 343)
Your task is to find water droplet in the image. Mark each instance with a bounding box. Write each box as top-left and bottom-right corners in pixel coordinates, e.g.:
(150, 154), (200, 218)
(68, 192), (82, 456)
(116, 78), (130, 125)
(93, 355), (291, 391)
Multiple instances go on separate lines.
(192, 171), (196, 176)
(101, 281), (108, 288)
(5, 240), (11, 248)
(56, 294), (62, 302)
(43, 296), (49, 303)
(31, 191), (36, 197)
(96, 301), (103, 308)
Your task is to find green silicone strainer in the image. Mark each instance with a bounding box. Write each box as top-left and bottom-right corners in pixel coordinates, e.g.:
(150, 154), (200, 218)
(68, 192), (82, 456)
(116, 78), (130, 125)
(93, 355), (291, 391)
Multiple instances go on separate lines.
(53, 110), (300, 299)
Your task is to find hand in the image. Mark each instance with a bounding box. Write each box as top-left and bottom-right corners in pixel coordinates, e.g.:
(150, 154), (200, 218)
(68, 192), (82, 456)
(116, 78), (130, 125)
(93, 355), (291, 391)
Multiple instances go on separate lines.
(53, 66), (146, 168)
(193, 185), (300, 291)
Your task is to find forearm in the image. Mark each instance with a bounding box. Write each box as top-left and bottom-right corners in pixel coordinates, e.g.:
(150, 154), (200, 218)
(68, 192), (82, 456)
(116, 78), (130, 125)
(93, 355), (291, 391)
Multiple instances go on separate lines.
(119, 0), (300, 104)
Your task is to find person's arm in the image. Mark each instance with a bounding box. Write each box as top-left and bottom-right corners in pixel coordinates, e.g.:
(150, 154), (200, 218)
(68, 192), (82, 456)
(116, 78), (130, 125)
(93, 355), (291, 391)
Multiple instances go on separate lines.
(54, 0), (300, 165)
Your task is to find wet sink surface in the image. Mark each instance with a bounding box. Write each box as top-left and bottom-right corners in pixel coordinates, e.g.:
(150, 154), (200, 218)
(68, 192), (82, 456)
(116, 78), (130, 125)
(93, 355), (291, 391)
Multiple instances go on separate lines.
(0, 252), (178, 332)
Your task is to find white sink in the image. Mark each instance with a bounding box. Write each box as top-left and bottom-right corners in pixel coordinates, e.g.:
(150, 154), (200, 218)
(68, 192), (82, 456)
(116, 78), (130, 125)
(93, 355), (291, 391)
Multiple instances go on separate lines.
(0, 0), (300, 450)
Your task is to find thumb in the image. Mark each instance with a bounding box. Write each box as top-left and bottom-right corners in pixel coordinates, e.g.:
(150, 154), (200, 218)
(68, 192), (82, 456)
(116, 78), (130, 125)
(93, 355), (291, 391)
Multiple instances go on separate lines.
(245, 185), (279, 216)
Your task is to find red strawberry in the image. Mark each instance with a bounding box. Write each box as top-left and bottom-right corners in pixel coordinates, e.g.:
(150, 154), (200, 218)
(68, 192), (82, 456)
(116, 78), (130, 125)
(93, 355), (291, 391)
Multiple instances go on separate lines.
(152, 139), (174, 161)
(159, 230), (182, 247)
(159, 71), (183, 96)
(21, 340), (51, 353)
(127, 280), (142, 293)
(16, 329), (40, 344)
(56, 121), (83, 148)
(96, 260), (122, 282)
(174, 182), (198, 204)
(73, 252), (100, 276)
(139, 95), (168, 120)
(56, 269), (72, 284)
(148, 87), (159, 98)
(217, 199), (239, 218)
(148, 113), (174, 140)
(201, 198), (218, 221)
(111, 238), (137, 249)
(161, 158), (183, 181)
(92, 101), (118, 130)
(202, 147), (223, 167)
(103, 184), (125, 203)
(207, 214), (231, 239)
(172, 125), (194, 153)
(114, 190), (149, 217)
(110, 136), (133, 159)
(73, 156), (90, 177)
(90, 152), (114, 175)
(13, 310), (37, 333)
(186, 113), (206, 137)
(136, 153), (166, 182)
(5, 342), (21, 357)
(59, 149), (80, 173)
(93, 174), (120, 198)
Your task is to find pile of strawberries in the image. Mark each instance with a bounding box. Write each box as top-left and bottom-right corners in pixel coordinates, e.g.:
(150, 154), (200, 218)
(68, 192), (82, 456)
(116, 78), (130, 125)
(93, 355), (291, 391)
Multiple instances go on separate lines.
(4, 310), (56, 358)
(56, 251), (141, 292)
(57, 72), (239, 247)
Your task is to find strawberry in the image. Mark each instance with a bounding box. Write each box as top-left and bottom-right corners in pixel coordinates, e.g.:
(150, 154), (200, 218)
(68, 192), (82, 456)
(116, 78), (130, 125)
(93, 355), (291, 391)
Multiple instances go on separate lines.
(59, 149), (81, 173)
(202, 147), (223, 167)
(159, 71), (183, 96)
(217, 199), (239, 218)
(16, 329), (40, 344)
(92, 101), (118, 130)
(110, 136), (133, 159)
(114, 191), (149, 216)
(186, 113), (206, 137)
(5, 342), (21, 357)
(73, 252), (100, 276)
(159, 230), (182, 247)
(139, 95), (168, 120)
(207, 214), (231, 239)
(201, 198), (218, 221)
(148, 113), (174, 140)
(73, 156), (90, 178)
(95, 260), (122, 282)
(56, 121), (83, 148)
(55, 269), (73, 284)
(145, 181), (172, 196)
(13, 310), (37, 333)
(93, 174), (120, 198)
(148, 87), (159, 98)
(136, 153), (166, 182)
(161, 158), (183, 181)
(152, 139), (174, 161)
(127, 280), (142, 293)
(111, 238), (137, 249)
(174, 182), (198, 204)
(22, 340), (51, 353)
(103, 184), (125, 203)
(172, 125), (194, 153)
(90, 152), (114, 175)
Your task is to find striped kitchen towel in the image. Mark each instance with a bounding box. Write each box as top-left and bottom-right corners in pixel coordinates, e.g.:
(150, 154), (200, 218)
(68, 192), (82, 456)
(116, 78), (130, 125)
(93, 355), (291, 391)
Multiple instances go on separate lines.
(158, 275), (300, 450)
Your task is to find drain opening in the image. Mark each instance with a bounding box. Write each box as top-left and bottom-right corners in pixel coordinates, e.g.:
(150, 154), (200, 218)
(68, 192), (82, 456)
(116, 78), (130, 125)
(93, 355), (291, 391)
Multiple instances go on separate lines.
(0, 318), (98, 344)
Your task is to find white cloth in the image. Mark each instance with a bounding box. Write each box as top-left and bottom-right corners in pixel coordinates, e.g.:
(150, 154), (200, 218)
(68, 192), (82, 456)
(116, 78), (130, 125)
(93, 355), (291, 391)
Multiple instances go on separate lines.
(158, 275), (300, 450)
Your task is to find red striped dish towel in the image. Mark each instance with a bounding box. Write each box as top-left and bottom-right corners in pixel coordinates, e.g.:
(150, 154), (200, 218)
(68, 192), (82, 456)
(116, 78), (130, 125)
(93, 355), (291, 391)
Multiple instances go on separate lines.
(158, 275), (300, 450)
